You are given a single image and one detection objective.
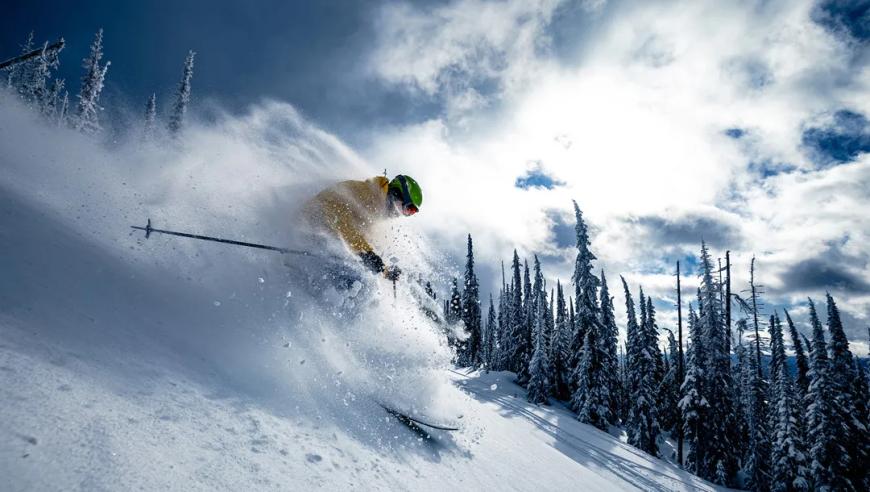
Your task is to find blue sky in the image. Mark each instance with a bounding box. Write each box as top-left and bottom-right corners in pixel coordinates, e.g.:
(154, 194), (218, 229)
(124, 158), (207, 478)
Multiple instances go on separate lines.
(4, 0), (869, 351)
(2, 0), (444, 142)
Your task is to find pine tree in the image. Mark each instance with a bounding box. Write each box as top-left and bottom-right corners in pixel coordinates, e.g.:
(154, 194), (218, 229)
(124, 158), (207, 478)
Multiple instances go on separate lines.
(540, 287), (553, 374)
(551, 280), (571, 400)
(697, 243), (736, 485)
(522, 259), (535, 377)
(75, 29), (110, 134)
(849, 357), (870, 489)
(483, 295), (497, 371)
(37, 43), (63, 112)
(658, 329), (682, 436)
(616, 343), (628, 423)
(459, 234), (482, 367)
(527, 292), (551, 405)
(731, 325), (751, 471)
(546, 287), (555, 357)
(825, 294), (867, 488)
(496, 282), (511, 371)
(573, 306), (609, 430)
(168, 50), (195, 136)
(784, 309), (810, 401)
(623, 279), (658, 455)
(446, 278), (461, 323)
(680, 305), (708, 475)
(508, 251), (530, 382)
(770, 313), (810, 492)
(805, 298), (849, 490)
(531, 256), (543, 339)
(446, 278), (462, 350)
(43, 78), (65, 121)
(621, 276), (641, 443)
(646, 296), (669, 439)
(744, 326), (770, 492)
(598, 272), (620, 424)
(569, 201), (600, 394)
(22, 41), (51, 108)
(144, 93), (157, 137)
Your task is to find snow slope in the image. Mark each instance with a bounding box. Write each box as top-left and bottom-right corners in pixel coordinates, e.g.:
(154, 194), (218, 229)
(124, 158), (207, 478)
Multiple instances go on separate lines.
(1, 97), (724, 491)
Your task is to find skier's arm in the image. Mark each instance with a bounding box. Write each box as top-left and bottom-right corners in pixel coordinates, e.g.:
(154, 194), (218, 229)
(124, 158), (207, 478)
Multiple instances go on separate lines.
(328, 209), (374, 255)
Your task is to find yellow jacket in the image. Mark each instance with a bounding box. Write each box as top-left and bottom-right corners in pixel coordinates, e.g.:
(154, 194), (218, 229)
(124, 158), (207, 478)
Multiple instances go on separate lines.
(302, 176), (390, 254)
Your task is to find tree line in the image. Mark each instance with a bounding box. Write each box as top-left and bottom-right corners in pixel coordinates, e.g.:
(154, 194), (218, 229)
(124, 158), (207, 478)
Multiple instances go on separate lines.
(3, 29), (195, 137)
(436, 201), (869, 491)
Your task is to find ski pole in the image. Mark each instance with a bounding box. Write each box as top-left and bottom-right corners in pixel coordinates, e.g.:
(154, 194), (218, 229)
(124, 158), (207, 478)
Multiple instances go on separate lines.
(131, 218), (317, 257)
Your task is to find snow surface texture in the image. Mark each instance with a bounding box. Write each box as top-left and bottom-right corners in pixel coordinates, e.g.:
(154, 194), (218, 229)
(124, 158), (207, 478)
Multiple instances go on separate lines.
(1, 96), (722, 490)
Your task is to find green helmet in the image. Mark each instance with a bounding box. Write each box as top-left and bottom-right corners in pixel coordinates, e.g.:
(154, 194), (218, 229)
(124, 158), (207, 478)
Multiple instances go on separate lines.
(389, 175), (423, 210)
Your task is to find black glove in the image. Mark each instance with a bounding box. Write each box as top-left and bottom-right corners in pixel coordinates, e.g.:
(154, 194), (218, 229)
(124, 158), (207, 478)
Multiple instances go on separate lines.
(359, 251), (385, 274)
(384, 265), (402, 282)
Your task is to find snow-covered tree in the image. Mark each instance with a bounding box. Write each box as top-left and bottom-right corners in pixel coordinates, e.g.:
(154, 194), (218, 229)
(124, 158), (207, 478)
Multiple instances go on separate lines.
(483, 295), (497, 371)
(680, 305), (709, 475)
(622, 277), (641, 439)
(550, 280), (569, 399)
(6, 31), (34, 93)
(784, 309), (810, 401)
(697, 243), (736, 485)
(645, 296), (669, 440)
(573, 305), (609, 430)
(745, 367), (771, 492)
(769, 313), (809, 492)
(805, 298), (849, 490)
(658, 329), (682, 436)
(445, 278), (463, 351)
(522, 259), (534, 376)
(75, 29), (110, 132)
(598, 272), (620, 424)
(459, 234), (482, 367)
(824, 294), (867, 489)
(75, 29), (110, 134)
(731, 323), (751, 470)
(849, 356), (870, 490)
(622, 279), (659, 456)
(144, 93), (157, 137)
(569, 201), (600, 381)
(6, 32), (65, 117)
(508, 251), (530, 382)
(446, 278), (460, 324)
(545, 288), (555, 358)
(531, 255), (543, 337)
(22, 41), (53, 108)
(496, 281), (511, 371)
(527, 291), (551, 405)
(168, 50), (195, 136)
(43, 78), (65, 121)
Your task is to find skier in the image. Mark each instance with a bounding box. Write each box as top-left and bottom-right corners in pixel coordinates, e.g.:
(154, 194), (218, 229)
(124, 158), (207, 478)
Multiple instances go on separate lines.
(298, 174), (422, 305)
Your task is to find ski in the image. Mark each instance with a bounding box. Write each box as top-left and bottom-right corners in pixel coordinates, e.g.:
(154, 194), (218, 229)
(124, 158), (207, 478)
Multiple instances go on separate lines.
(380, 404), (459, 431)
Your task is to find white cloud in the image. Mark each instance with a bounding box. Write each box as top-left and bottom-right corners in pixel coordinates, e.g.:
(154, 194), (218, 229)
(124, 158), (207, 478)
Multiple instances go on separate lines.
(365, 0), (870, 351)
(369, 0), (563, 115)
